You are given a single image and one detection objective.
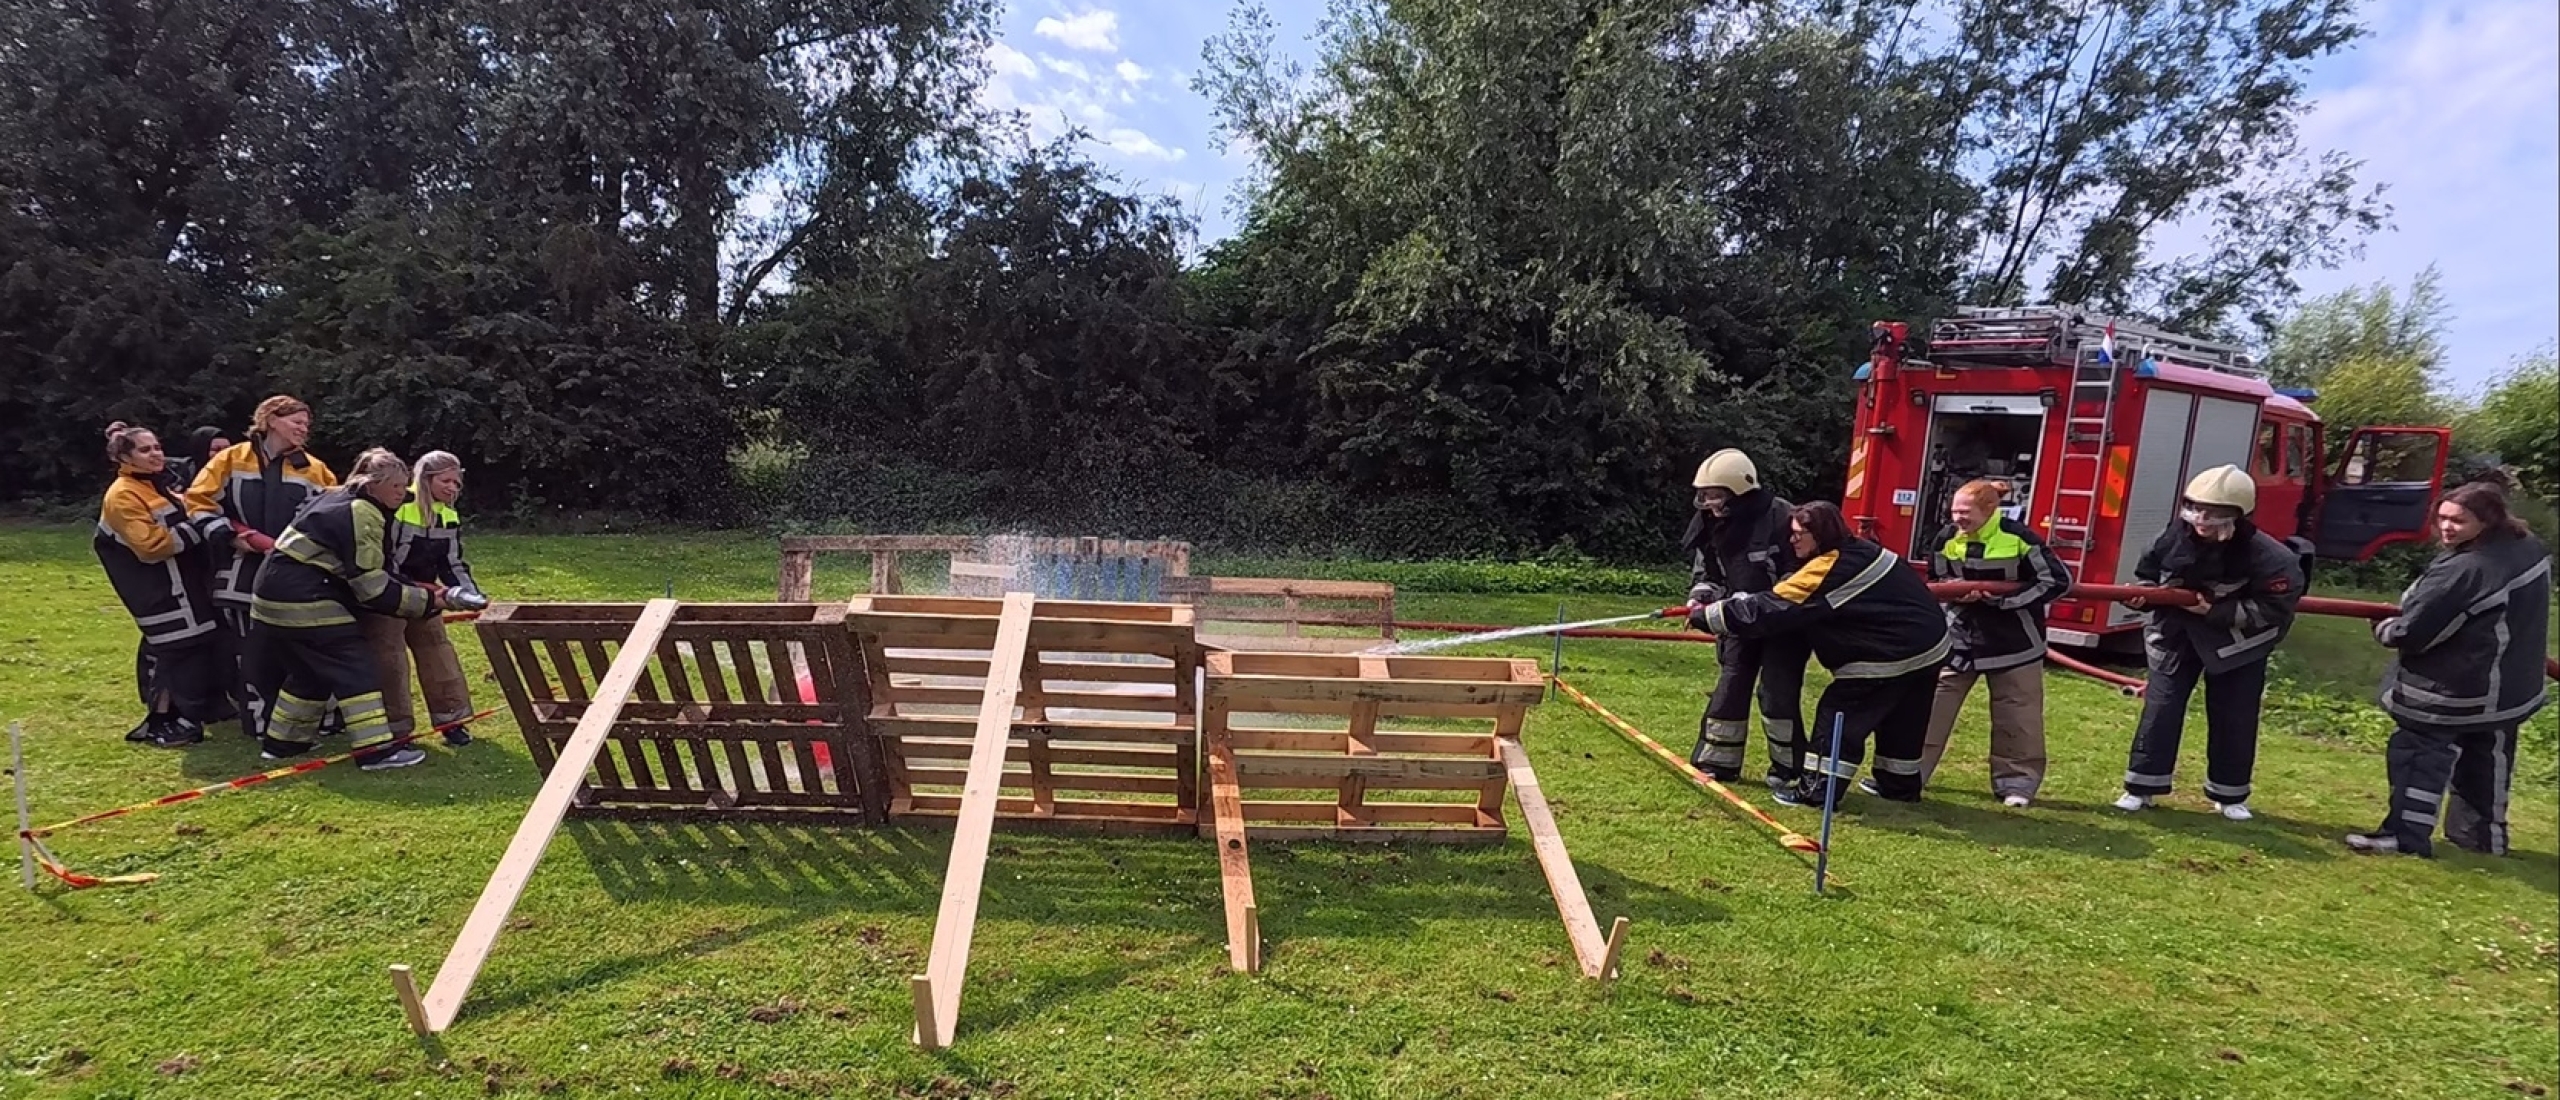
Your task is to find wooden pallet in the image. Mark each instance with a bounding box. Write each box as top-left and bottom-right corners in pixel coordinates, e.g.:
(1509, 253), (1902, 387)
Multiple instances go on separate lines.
(776, 535), (981, 600)
(848, 595), (1205, 834)
(1202, 651), (1624, 980)
(476, 601), (883, 824)
(1166, 576), (1398, 654)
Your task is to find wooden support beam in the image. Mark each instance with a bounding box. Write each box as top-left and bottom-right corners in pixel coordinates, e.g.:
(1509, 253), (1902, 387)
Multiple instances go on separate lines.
(396, 598), (678, 1036)
(1204, 724), (1260, 972)
(1497, 735), (1625, 982)
(911, 592), (1036, 1050)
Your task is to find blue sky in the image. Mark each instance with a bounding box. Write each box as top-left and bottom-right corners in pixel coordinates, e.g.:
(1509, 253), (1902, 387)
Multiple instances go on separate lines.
(983, 0), (2558, 392)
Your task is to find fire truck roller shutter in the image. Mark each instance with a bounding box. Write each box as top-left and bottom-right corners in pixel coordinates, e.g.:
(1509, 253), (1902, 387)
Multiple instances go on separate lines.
(2110, 390), (2199, 631)
(2178, 398), (2261, 495)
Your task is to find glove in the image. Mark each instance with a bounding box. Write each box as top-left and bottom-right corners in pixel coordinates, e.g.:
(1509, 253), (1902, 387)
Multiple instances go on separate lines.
(1687, 605), (1714, 633)
(2372, 616), (2400, 646)
(238, 529), (276, 555)
(1688, 582), (1725, 606)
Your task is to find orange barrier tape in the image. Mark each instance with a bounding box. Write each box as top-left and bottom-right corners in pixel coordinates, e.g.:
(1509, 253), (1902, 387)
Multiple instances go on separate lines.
(1550, 678), (1845, 888)
(18, 707), (496, 890)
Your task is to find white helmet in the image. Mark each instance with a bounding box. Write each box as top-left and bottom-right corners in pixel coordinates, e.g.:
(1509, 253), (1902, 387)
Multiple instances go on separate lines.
(2183, 465), (2255, 514)
(1692, 449), (1760, 494)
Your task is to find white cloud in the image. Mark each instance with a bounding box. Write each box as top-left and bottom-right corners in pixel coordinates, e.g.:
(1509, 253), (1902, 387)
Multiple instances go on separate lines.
(1115, 60), (1150, 84)
(986, 42), (1038, 80)
(2290, 0), (2559, 387)
(1034, 9), (1119, 52)
(1040, 56), (1094, 82)
(1104, 128), (1186, 161)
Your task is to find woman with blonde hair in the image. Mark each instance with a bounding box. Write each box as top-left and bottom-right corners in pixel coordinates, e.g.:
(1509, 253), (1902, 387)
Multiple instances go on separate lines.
(95, 423), (231, 746)
(187, 395), (336, 734)
(247, 448), (447, 771)
(369, 450), (485, 746)
(1914, 478), (2071, 806)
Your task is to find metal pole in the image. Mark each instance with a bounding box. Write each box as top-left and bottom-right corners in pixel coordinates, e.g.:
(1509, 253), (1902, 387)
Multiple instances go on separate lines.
(1813, 712), (1845, 895)
(1548, 603), (1567, 701)
(11, 722), (33, 891)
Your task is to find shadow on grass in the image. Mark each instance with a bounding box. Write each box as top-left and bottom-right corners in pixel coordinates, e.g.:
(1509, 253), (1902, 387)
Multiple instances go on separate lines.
(1841, 793), (2162, 862)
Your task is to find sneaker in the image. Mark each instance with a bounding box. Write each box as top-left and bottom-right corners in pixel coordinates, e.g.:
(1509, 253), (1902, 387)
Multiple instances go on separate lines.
(1771, 783), (1819, 808)
(141, 718), (204, 749)
(2213, 801), (2253, 821)
(260, 737), (317, 761)
(441, 725), (474, 748)
(123, 716), (158, 743)
(357, 745), (427, 771)
(2001, 794), (2032, 809)
(1766, 773), (1800, 798)
(2112, 793), (2152, 812)
(2343, 832), (2402, 853)
(1856, 777), (1882, 798)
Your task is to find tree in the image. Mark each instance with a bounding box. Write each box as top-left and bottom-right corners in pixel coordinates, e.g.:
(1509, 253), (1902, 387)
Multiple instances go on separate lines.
(2263, 270), (2457, 446)
(2466, 348), (2559, 502)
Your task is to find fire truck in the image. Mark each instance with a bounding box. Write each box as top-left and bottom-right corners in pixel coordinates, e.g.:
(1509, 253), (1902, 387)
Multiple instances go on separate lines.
(1843, 307), (2453, 649)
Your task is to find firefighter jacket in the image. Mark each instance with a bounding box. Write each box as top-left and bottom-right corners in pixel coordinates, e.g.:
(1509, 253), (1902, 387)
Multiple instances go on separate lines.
(94, 466), (226, 648)
(250, 487), (437, 629)
(1701, 536), (1951, 679)
(185, 438), (338, 605)
(2132, 519), (2304, 675)
(2375, 531), (2550, 734)
(391, 494), (479, 590)
(1927, 516), (2072, 673)
(1681, 489), (1797, 597)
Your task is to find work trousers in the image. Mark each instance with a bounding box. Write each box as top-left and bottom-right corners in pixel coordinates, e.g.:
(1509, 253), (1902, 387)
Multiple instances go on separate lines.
(1918, 663), (2048, 799)
(2123, 651), (2267, 804)
(361, 613), (475, 736)
(1693, 635), (1809, 780)
(218, 604), (269, 736)
(2378, 722), (2519, 857)
(132, 637), (231, 724)
(1799, 667), (1937, 802)
(248, 622), (394, 750)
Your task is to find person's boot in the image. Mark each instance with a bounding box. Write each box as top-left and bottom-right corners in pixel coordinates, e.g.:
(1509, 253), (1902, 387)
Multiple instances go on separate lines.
(440, 723), (474, 748)
(2343, 832), (2419, 855)
(260, 736), (317, 761)
(123, 715), (159, 743)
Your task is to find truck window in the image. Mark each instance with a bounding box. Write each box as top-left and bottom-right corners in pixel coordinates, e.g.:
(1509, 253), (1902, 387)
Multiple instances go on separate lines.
(2339, 431), (2439, 486)
(2254, 423), (2283, 476)
(2283, 424), (2311, 478)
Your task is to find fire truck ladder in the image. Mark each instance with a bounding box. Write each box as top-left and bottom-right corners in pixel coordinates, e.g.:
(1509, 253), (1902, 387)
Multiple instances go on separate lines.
(2047, 339), (2119, 573)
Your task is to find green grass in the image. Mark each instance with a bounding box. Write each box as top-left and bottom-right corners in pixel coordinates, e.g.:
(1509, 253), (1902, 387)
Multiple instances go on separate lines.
(1, 524), (2554, 1099)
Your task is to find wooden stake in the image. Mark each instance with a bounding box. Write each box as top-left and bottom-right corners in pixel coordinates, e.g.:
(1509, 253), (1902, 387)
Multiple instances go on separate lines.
(389, 964), (429, 1036)
(911, 592), (1036, 1050)
(1497, 736), (1625, 981)
(11, 722), (32, 891)
(397, 598), (678, 1037)
(1205, 721), (1260, 972)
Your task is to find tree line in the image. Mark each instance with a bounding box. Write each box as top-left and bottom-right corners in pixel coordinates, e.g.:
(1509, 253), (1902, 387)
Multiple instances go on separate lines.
(8, 0), (2538, 561)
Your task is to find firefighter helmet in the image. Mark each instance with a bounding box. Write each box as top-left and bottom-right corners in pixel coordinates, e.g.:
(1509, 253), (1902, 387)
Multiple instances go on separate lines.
(1692, 449), (1760, 494)
(2183, 465), (2256, 514)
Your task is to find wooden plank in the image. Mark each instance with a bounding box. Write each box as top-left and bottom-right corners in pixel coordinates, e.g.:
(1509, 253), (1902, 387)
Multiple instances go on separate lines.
(896, 794), (1190, 823)
(1229, 755), (1508, 785)
(1241, 801), (1483, 825)
(477, 626), (553, 773)
(1499, 736), (1621, 981)
(777, 549), (813, 602)
(402, 598), (677, 1036)
(912, 592), (1036, 1050)
(866, 715), (1185, 744)
(1211, 675), (1546, 708)
(1223, 728), (1494, 755)
(1205, 725), (1260, 972)
(1190, 606), (1391, 627)
(1165, 576), (1394, 599)
(1198, 635), (1386, 654)
(782, 534), (980, 553)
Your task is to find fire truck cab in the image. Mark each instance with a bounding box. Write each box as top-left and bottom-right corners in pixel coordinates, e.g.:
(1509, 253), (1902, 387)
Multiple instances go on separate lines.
(1843, 307), (2451, 649)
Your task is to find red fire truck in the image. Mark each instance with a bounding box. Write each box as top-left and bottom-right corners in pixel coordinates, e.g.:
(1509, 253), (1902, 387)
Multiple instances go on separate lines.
(1843, 307), (2452, 649)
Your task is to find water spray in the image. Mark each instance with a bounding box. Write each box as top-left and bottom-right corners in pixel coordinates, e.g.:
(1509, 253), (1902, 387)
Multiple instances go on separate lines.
(1364, 607), (1691, 655)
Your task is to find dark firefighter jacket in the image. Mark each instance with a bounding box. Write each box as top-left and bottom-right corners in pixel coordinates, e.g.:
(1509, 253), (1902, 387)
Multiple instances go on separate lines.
(95, 466), (227, 648)
(250, 487), (437, 629)
(391, 494), (480, 590)
(1702, 536), (1951, 679)
(1927, 515), (2072, 673)
(185, 438), (338, 605)
(2376, 530), (2551, 734)
(2132, 519), (2304, 675)
(1681, 489), (1797, 597)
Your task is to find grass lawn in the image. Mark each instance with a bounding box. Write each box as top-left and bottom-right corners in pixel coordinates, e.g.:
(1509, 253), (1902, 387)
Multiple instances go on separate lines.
(1, 523), (2553, 1099)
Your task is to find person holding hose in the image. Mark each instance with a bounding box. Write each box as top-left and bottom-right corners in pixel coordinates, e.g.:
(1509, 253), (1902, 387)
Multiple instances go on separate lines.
(1916, 478), (2070, 806)
(95, 424), (232, 747)
(2347, 481), (2549, 857)
(370, 451), (486, 747)
(248, 448), (447, 770)
(2115, 465), (2304, 820)
(187, 395), (337, 736)
(1697, 502), (1950, 806)
(1680, 449), (1811, 789)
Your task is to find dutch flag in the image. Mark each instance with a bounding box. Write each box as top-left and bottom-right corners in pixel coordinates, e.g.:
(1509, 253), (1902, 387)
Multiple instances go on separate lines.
(2097, 321), (2117, 368)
